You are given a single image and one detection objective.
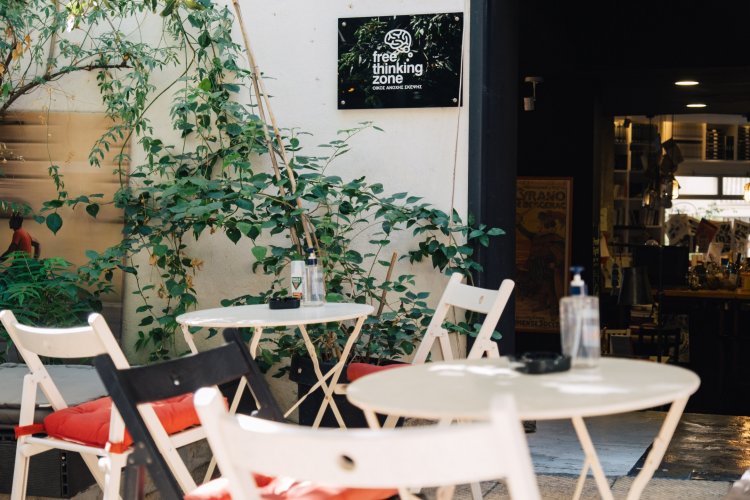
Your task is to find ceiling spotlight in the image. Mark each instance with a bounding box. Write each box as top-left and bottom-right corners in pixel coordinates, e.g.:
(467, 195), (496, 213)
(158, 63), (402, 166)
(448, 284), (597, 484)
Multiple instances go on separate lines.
(686, 103), (707, 108)
(675, 80), (699, 86)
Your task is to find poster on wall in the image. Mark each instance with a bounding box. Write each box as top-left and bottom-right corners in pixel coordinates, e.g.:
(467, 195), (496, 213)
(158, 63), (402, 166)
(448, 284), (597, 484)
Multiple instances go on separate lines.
(515, 178), (573, 332)
(337, 13), (463, 109)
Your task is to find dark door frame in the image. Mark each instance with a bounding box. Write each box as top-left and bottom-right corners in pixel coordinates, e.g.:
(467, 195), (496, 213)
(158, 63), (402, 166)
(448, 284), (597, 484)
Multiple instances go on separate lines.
(468, 0), (519, 355)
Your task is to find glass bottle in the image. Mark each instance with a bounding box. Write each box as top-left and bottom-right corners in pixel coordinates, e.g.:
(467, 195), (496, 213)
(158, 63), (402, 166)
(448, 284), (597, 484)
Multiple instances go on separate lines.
(303, 249), (325, 307)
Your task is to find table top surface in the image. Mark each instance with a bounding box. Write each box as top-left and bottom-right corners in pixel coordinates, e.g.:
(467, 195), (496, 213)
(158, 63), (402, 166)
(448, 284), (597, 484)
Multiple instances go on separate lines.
(347, 357), (701, 421)
(176, 302), (374, 328)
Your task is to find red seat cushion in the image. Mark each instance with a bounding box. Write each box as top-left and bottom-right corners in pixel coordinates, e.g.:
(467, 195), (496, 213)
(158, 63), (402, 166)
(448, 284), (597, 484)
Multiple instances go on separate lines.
(346, 362), (407, 383)
(184, 476), (397, 500)
(43, 395), (199, 448)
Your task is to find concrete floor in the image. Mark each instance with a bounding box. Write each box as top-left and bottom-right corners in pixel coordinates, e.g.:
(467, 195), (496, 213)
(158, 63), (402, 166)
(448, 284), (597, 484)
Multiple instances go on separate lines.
(529, 410), (750, 481)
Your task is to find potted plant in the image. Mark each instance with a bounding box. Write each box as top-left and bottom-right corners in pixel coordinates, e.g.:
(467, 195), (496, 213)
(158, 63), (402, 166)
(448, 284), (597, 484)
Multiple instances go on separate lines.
(214, 123), (503, 426)
(0, 253), (104, 362)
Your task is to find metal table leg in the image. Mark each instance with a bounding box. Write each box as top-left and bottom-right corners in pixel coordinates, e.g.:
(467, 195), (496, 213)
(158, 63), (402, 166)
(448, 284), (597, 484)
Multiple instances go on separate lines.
(181, 324), (199, 354)
(626, 397), (688, 500)
(571, 416), (614, 500)
(299, 316), (367, 428)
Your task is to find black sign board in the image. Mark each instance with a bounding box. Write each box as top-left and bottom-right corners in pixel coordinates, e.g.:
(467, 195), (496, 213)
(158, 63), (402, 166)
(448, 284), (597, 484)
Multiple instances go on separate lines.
(338, 13), (464, 109)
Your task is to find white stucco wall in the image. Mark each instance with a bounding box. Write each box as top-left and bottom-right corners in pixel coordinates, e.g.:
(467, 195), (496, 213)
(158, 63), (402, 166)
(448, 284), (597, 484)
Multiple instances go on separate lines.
(11, 1), (471, 401)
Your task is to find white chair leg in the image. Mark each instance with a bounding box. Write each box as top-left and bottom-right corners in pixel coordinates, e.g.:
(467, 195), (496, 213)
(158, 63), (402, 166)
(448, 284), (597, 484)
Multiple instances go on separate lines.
(82, 453), (107, 490)
(103, 452), (127, 500)
(10, 441), (30, 500)
(469, 481), (483, 500)
(383, 414), (400, 429)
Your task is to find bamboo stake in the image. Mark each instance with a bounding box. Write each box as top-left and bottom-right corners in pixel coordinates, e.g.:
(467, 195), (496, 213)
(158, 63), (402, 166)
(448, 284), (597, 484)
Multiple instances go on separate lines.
(376, 252), (398, 318)
(231, 0), (314, 252)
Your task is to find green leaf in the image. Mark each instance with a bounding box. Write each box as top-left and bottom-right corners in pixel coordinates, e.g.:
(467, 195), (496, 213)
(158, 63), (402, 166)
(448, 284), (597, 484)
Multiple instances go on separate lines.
(237, 222), (252, 236)
(160, 0), (177, 16)
(198, 78), (212, 92)
(226, 227), (241, 244)
(198, 31), (211, 48)
(252, 246), (267, 261)
(153, 244), (169, 256)
(487, 228), (505, 236)
(46, 213), (62, 234)
(85, 203), (100, 218)
(325, 292), (344, 302)
(225, 123), (243, 136)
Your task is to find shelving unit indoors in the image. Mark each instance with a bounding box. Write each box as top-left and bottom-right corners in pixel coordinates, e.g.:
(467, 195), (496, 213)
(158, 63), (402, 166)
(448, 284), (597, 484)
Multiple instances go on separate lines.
(611, 118), (664, 259)
(608, 114), (750, 266)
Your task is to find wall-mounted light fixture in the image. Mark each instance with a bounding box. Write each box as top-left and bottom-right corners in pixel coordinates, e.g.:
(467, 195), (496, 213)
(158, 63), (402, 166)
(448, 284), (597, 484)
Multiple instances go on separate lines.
(523, 76), (543, 111)
(675, 80), (699, 86)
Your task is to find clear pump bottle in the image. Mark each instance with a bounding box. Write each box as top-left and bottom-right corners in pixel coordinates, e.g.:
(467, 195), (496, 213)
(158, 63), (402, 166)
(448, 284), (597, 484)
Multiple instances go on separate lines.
(559, 266), (600, 368)
(303, 249), (325, 307)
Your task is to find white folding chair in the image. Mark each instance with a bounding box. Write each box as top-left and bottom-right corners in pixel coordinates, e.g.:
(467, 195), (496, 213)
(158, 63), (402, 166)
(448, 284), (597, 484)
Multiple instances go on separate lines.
(193, 387), (540, 500)
(412, 273), (515, 362)
(345, 273), (514, 428)
(348, 273), (514, 382)
(0, 310), (204, 500)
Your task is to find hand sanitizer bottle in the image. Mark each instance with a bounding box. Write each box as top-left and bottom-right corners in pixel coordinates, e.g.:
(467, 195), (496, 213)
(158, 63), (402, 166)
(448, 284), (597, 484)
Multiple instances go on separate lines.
(559, 266), (600, 368)
(303, 249), (325, 307)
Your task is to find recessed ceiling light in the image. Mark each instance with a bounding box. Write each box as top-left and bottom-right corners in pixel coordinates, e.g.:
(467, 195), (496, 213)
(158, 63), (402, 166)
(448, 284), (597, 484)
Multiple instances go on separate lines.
(675, 80), (700, 86)
(686, 103), (707, 108)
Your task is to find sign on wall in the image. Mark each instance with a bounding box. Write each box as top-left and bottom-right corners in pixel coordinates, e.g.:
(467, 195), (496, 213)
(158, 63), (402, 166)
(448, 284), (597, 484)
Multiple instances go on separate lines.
(515, 178), (573, 333)
(338, 13), (463, 109)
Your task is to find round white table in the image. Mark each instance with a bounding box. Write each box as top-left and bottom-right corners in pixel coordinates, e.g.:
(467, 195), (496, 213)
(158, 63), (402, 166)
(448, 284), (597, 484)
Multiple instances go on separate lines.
(347, 357), (700, 500)
(177, 303), (373, 428)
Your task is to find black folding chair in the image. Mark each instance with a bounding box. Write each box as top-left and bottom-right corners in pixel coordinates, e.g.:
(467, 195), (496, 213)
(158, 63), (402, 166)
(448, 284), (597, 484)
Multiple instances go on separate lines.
(93, 328), (284, 500)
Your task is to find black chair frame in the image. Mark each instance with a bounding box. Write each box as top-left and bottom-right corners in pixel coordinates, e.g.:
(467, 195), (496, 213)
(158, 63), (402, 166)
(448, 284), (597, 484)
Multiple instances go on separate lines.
(93, 328), (283, 500)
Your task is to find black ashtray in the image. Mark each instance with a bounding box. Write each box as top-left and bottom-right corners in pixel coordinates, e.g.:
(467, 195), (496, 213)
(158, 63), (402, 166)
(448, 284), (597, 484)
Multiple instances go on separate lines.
(514, 351), (571, 374)
(268, 297), (300, 310)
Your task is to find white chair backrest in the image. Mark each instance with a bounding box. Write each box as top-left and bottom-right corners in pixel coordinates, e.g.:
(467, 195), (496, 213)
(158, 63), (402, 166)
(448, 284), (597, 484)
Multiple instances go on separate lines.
(2, 310), (204, 496)
(412, 273), (515, 364)
(195, 387), (540, 500)
(0, 310), (129, 410)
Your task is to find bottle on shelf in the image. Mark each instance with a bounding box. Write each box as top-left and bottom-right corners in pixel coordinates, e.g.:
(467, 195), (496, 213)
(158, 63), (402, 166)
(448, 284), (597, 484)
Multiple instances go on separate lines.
(735, 253), (744, 289)
(303, 248), (325, 307)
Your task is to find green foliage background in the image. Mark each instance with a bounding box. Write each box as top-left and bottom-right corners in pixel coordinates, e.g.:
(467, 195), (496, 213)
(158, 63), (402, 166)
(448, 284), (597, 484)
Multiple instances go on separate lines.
(0, 1), (503, 366)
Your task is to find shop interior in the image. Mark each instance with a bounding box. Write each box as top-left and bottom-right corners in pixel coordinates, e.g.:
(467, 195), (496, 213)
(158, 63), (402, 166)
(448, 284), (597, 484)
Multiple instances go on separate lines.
(512, 1), (750, 417)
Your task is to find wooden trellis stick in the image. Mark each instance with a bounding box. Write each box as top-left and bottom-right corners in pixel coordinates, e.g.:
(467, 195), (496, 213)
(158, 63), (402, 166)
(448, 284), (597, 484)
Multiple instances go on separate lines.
(232, 1), (316, 253)
(377, 252), (398, 318)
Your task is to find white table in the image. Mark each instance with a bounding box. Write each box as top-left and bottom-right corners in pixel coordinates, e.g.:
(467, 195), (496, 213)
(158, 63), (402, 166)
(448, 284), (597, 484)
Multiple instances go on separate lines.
(347, 357), (700, 500)
(177, 303), (373, 428)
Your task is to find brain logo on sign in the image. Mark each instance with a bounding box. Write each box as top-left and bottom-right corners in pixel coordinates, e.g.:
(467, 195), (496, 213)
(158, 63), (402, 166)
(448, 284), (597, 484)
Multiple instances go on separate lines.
(384, 29), (412, 55)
